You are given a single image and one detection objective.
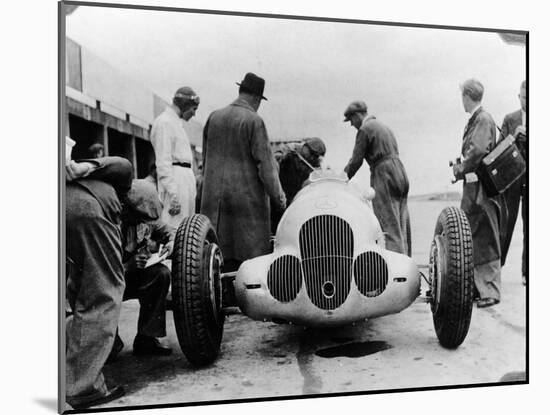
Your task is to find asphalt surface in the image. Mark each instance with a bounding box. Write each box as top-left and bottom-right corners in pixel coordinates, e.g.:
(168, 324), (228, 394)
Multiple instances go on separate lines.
(98, 199), (527, 410)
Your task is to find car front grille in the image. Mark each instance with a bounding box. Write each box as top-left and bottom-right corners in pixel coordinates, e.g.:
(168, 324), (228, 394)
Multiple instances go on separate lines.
(299, 215), (354, 310)
(353, 251), (389, 297)
(267, 255), (302, 302)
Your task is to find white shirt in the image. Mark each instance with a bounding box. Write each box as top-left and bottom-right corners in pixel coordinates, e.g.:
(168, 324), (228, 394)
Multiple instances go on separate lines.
(521, 109), (526, 126)
(150, 106), (193, 197)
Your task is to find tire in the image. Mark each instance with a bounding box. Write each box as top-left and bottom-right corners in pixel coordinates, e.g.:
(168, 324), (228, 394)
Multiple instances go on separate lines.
(172, 214), (225, 366)
(429, 206), (474, 349)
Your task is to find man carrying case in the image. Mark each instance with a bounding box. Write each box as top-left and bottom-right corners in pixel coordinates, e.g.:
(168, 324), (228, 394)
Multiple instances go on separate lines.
(476, 133), (526, 197)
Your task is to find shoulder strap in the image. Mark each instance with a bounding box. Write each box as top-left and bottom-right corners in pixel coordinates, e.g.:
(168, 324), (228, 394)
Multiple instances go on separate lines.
(292, 148), (317, 172)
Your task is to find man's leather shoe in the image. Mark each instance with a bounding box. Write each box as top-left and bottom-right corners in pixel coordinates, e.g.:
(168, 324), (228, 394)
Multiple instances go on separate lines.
(133, 334), (172, 356)
(477, 298), (500, 308)
(70, 385), (125, 410)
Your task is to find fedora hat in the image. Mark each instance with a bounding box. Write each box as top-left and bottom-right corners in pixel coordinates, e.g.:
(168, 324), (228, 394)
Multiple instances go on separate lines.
(236, 72), (268, 100)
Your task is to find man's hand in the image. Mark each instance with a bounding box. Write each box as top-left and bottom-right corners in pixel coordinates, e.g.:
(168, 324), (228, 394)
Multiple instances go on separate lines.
(126, 252), (149, 271)
(66, 161), (96, 181)
(135, 252), (149, 269)
(168, 196), (181, 216)
(160, 241), (174, 258)
(452, 163), (463, 181)
(276, 194), (287, 212)
(514, 125), (526, 138)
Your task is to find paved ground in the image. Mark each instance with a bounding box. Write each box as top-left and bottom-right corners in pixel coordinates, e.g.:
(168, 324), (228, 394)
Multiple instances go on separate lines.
(99, 199), (526, 410)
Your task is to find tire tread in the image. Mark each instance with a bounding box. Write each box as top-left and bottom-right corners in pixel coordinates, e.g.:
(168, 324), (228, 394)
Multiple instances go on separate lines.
(433, 206), (474, 348)
(172, 214), (224, 366)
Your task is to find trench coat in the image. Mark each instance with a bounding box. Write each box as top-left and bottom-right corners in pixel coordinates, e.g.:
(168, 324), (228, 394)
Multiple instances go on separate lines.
(345, 115), (411, 256)
(200, 98), (286, 262)
(454, 107), (502, 266)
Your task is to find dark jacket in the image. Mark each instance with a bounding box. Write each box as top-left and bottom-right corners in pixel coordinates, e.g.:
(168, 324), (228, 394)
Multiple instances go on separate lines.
(500, 109), (525, 158)
(71, 157), (133, 225)
(121, 179), (175, 263)
(344, 115), (409, 197)
(200, 98), (286, 261)
(344, 116), (411, 255)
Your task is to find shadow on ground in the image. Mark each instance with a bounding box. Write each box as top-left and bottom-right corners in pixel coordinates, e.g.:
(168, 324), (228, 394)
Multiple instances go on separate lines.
(34, 398), (58, 413)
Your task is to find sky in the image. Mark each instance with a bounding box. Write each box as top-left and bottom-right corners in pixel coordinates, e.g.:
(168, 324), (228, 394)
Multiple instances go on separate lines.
(66, 5), (526, 195)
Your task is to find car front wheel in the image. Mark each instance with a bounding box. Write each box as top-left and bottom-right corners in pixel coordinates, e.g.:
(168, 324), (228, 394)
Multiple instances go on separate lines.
(429, 206), (474, 349)
(172, 214), (225, 366)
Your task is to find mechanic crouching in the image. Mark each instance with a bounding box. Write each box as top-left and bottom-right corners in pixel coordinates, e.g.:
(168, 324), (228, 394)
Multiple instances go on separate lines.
(66, 156), (132, 409)
(110, 179), (175, 359)
(271, 137), (327, 232)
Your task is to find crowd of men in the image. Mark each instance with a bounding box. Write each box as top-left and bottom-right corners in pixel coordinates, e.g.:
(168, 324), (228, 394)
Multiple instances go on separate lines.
(64, 72), (527, 409)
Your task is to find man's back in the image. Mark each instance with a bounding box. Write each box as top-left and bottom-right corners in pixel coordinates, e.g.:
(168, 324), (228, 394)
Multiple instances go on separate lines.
(200, 98), (285, 262)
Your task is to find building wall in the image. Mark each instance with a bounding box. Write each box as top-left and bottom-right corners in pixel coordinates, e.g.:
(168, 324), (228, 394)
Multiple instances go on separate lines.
(80, 47), (154, 125)
(65, 36), (205, 182)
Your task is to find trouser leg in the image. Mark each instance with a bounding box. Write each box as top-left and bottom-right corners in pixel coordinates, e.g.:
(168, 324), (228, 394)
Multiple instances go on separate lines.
(500, 180), (522, 266)
(372, 186), (408, 255)
(125, 263), (171, 338)
(474, 259), (501, 301)
(522, 184), (526, 278)
(66, 187), (124, 403)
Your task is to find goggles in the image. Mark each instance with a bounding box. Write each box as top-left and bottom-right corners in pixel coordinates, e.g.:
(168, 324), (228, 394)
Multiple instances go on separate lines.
(175, 93), (200, 105)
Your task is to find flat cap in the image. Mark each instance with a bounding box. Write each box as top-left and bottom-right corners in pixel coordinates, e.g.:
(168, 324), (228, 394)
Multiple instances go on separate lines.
(125, 179), (162, 221)
(343, 100), (367, 122)
(303, 137), (326, 157)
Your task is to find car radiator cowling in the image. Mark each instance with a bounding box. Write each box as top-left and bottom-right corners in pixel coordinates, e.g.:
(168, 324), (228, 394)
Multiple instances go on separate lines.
(266, 215), (390, 310)
(299, 215), (354, 310)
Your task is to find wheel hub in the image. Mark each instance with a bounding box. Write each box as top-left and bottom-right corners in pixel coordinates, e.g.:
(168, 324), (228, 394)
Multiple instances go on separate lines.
(205, 243), (223, 323)
(429, 236), (445, 313)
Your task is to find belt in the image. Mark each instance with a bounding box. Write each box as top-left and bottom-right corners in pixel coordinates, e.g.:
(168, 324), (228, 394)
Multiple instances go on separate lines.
(371, 154), (398, 170)
(172, 162), (192, 168)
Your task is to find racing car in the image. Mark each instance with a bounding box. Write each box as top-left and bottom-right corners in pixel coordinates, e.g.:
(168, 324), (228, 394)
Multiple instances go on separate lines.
(171, 170), (474, 366)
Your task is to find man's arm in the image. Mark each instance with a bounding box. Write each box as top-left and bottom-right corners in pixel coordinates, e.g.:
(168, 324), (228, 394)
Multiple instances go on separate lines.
(344, 129), (368, 179)
(151, 220), (176, 244)
(67, 156), (133, 195)
(454, 115), (495, 179)
(250, 117), (286, 210)
(151, 220), (177, 257)
(151, 120), (177, 200)
(499, 114), (512, 141)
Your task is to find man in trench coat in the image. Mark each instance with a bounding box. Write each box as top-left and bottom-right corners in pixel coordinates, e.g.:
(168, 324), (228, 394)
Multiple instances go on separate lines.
(452, 79), (502, 308)
(343, 100), (411, 256)
(200, 73), (286, 271)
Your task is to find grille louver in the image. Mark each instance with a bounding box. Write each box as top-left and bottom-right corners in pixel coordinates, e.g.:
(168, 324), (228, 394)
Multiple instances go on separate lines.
(299, 215), (354, 310)
(353, 251), (389, 297)
(267, 255), (302, 302)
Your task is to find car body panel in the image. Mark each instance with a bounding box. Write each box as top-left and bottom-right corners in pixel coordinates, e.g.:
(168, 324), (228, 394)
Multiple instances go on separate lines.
(234, 171), (421, 327)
